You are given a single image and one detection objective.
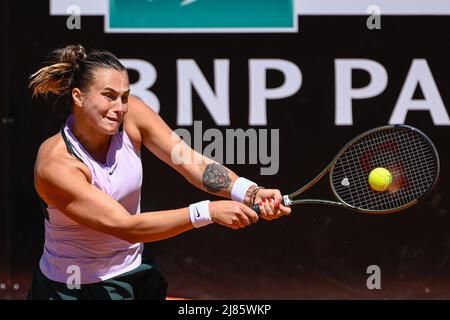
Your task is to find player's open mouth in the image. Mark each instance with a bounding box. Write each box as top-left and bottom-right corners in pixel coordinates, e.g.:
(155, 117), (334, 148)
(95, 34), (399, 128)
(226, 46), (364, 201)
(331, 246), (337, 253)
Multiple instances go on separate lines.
(106, 116), (120, 123)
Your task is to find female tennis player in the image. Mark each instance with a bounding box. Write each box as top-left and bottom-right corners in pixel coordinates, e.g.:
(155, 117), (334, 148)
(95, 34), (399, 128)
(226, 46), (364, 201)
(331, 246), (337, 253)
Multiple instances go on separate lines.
(27, 45), (291, 300)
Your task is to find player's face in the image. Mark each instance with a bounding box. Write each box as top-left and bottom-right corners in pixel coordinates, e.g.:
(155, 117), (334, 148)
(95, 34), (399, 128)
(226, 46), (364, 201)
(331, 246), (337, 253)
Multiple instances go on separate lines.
(78, 68), (130, 135)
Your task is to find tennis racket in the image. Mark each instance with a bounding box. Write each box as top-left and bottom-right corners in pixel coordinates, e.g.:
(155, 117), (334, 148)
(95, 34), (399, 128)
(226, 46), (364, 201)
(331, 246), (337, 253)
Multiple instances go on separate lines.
(252, 124), (439, 214)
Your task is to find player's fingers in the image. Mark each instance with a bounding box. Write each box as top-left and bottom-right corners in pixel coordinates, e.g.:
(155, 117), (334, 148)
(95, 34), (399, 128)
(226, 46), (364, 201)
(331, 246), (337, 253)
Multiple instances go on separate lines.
(270, 198), (285, 218)
(262, 198), (275, 218)
(273, 190), (283, 204)
(236, 222), (246, 229)
(231, 217), (246, 229)
(279, 204), (292, 216)
(258, 200), (268, 218)
(237, 211), (251, 226)
(270, 198), (279, 215)
(240, 204), (259, 223)
(219, 221), (239, 230)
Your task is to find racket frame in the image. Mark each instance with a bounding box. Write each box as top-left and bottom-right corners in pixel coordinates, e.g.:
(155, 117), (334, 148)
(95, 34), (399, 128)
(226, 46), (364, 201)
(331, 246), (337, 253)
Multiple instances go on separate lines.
(282, 124), (440, 214)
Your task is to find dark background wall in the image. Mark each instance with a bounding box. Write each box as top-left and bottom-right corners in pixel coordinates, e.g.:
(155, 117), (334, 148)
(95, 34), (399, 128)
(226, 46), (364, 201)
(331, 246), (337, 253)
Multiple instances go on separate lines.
(1, 1), (449, 299)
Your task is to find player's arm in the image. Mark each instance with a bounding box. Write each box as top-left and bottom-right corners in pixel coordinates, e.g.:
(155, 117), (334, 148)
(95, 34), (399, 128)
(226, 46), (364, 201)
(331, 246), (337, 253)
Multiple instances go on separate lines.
(35, 157), (193, 243)
(126, 96), (290, 219)
(126, 96), (256, 204)
(35, 155), (259, 243)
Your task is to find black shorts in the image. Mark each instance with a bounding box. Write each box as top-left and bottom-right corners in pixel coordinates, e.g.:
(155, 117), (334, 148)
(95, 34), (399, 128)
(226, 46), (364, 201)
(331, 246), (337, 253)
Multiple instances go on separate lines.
(27, 260), (168, 300)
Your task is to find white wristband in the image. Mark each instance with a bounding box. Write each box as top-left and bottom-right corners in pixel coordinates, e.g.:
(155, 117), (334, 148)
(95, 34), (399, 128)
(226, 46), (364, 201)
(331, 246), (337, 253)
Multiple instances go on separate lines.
(189, 200), (213, 228)
(231, 177), (257, 203)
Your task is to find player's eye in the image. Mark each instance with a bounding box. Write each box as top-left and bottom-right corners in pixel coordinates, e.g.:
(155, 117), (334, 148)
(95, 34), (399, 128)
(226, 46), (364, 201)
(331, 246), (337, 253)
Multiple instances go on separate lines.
(103, 92), (116, 101)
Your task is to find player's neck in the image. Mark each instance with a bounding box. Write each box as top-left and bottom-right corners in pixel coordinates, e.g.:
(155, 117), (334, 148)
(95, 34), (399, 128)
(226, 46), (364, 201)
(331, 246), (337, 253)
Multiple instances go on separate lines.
(70, 116), (111, 164)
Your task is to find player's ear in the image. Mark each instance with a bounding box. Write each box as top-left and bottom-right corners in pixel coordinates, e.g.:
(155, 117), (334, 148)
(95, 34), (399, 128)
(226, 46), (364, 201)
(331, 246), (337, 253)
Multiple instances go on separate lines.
(72, 88), (84, 107)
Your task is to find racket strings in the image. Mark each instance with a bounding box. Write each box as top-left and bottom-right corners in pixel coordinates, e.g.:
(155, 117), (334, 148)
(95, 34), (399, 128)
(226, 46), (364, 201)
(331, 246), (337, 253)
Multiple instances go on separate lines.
(355, 130), (435, 209)
(331, 127), (438, 211)
(364, 130), (434, 209)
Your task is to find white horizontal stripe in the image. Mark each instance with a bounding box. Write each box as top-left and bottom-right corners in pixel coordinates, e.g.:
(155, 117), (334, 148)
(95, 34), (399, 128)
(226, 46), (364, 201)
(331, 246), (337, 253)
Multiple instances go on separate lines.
(296, 0), (450, 15)
(50, 0), (450, 18)
(50, 0), (106, 15)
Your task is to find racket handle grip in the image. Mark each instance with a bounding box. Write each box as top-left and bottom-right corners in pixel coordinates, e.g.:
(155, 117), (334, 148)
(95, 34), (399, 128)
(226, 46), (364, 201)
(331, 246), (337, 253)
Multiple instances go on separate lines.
(251, 197), (289, 215)
(251, 204), (261, 214)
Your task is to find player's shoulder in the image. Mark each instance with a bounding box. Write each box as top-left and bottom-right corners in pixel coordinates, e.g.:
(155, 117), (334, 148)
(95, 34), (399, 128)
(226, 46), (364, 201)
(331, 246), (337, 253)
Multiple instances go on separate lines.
(124, 95), (162, 148)
(126, 95), (159, 121)
(36, 133), (68, 164)
(35, 133), (89, 182)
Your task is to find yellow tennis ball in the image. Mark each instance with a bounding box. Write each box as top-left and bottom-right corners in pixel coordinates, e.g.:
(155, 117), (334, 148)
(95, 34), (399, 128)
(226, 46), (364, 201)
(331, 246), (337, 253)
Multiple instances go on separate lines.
(368, 167), (392, 192)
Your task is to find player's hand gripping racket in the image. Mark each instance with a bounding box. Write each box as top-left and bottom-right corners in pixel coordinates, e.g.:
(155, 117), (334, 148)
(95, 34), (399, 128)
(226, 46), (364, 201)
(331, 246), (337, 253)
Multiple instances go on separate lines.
(252, 125), (439, 214)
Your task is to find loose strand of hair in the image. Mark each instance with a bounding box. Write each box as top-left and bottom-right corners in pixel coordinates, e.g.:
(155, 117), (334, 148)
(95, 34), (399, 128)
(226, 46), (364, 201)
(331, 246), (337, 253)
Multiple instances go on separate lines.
(29, 63), (73, 98)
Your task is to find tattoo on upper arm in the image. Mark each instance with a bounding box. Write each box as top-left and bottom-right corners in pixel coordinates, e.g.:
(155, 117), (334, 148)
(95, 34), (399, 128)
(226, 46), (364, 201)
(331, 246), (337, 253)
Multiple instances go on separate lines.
(202, 163), (231, 192)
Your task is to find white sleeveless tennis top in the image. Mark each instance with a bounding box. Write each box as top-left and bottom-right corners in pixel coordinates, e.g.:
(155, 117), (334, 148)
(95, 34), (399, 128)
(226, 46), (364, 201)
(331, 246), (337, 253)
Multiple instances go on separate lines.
(39, 114), (144, 284)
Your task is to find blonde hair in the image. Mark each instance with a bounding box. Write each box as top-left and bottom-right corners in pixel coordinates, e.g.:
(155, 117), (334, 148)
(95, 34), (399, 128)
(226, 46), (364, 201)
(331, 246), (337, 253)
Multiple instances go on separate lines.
(29, 44), (126, 99)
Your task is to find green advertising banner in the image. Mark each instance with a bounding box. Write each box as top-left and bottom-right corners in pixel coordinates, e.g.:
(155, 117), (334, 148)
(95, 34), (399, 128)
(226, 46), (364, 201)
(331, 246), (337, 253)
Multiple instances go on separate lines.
(108, 0), (295, 32)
